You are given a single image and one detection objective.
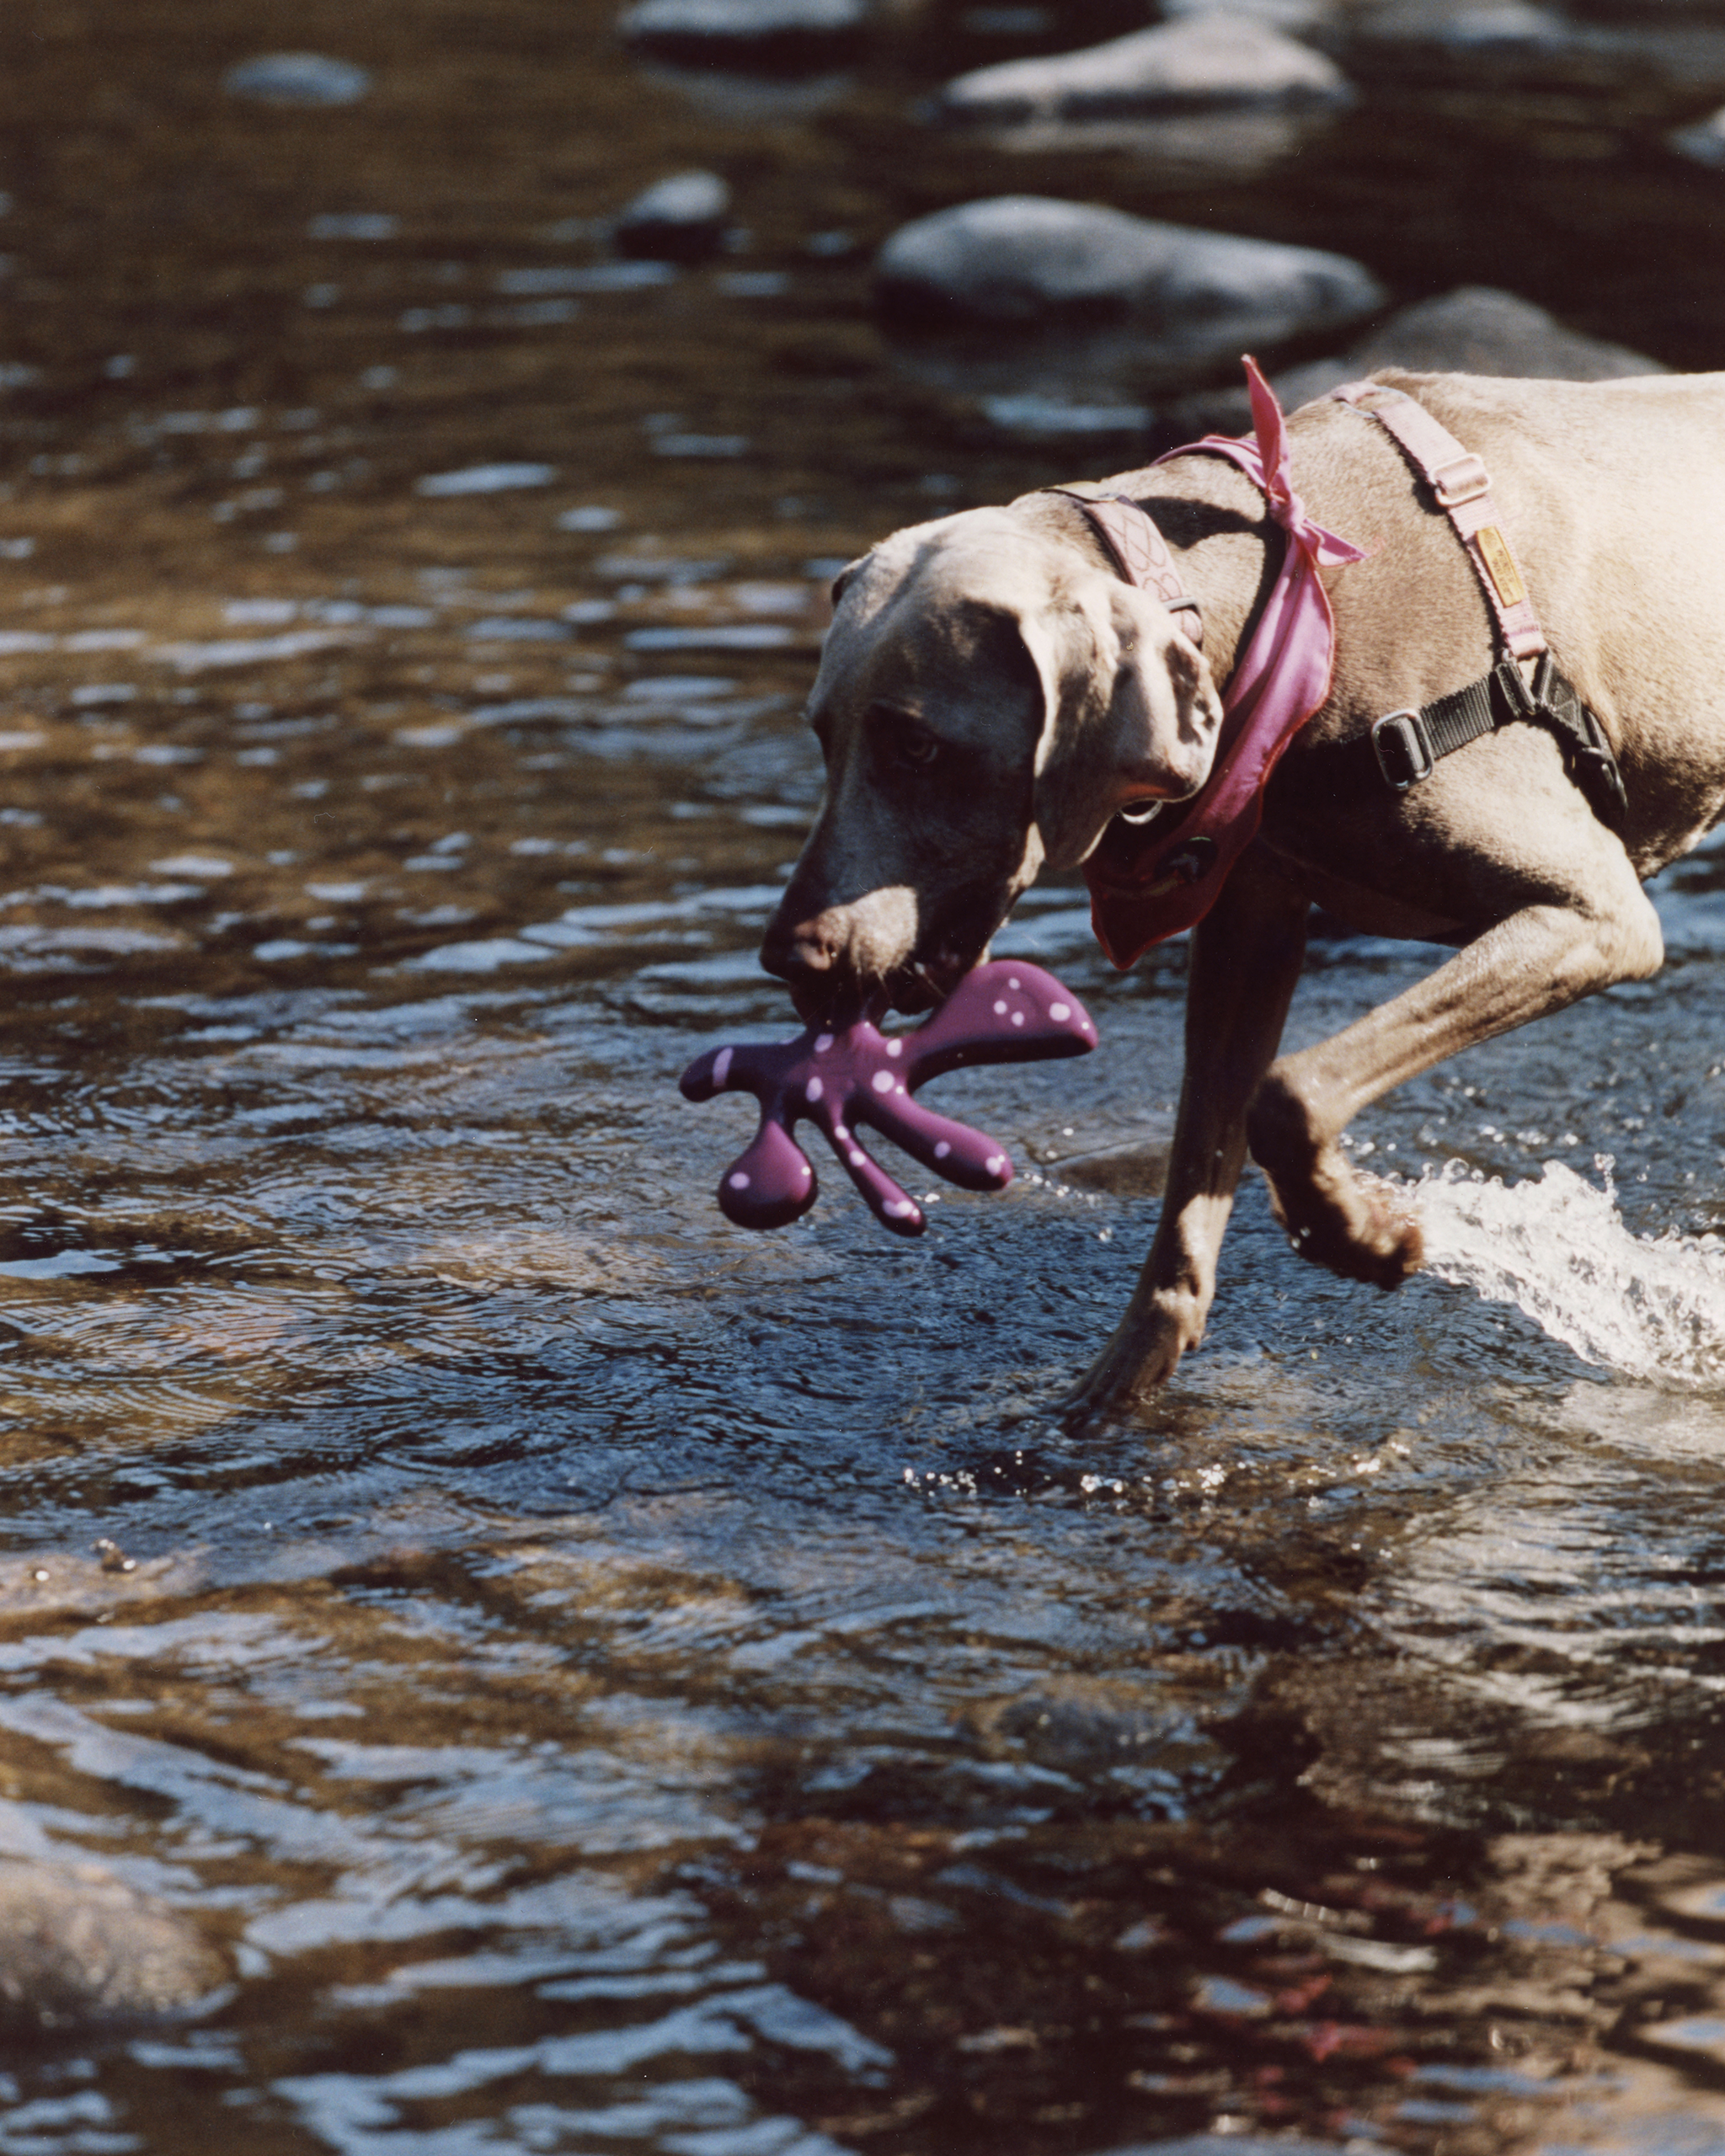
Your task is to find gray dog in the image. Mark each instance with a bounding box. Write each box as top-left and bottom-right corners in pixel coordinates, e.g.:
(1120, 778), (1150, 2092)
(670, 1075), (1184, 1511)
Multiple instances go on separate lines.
(761, 368), (1725, 1417)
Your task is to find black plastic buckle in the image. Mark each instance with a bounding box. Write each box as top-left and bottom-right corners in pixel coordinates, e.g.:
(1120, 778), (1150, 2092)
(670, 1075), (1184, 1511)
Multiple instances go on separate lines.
(1371, 707), (1434, 792)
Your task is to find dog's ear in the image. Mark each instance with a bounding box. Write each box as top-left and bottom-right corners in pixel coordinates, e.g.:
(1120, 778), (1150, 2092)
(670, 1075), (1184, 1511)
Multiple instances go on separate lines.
(829, 557), (867, 608)
(1028, 583), (1225, 872)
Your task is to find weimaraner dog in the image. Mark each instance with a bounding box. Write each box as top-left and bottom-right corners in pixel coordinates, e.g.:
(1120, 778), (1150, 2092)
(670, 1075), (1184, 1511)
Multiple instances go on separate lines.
(760, 367), (1725, 1417)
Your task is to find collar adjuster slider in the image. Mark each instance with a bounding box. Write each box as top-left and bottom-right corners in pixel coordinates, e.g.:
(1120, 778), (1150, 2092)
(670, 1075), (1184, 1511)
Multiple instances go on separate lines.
(1371, 707), (1435, 791)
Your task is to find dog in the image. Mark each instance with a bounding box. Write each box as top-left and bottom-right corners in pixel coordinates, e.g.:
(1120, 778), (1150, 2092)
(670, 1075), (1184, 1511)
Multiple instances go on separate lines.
(760, 367), (1725, 1417)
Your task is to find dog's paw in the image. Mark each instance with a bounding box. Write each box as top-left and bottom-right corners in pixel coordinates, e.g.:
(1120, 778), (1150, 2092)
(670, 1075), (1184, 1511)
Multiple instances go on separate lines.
(1272, 1157), (1424, 1289)
(1059, 1287), (1204, 1423)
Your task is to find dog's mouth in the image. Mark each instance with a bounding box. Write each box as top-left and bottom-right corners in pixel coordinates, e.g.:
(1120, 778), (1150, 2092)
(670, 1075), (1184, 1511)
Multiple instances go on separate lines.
(884, 947), (975, 1016)
(777, 939), (985, 1027)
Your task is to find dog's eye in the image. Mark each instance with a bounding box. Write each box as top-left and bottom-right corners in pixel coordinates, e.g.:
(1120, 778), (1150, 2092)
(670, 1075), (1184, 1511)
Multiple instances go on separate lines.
(878, 713), (939, 771)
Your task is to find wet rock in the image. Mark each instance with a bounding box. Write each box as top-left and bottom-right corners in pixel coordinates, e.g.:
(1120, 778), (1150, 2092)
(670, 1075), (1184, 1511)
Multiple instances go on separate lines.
(1671, 101), (1725, 163)
(1163, 0), (1342, 26)
(0, 1859), (227, 2035)
(618, 0), (870, 71)
(875, 196), (1385, 371)
(1157, 288), (1662, 457)
(222, 52), (373, 106)
(1348, 0), (1572, 52)
(614, 170), (732, 262)
(932, 12), (1352, 128)
(1338, 285), (1661, 383)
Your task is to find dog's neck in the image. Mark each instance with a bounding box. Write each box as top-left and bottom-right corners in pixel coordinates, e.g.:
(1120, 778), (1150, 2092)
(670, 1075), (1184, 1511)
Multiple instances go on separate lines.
(1026, 455), (1284, 689)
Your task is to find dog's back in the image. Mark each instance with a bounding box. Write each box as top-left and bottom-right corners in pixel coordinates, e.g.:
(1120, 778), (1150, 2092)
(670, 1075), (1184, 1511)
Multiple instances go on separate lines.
(1282, 370), (1725, 877)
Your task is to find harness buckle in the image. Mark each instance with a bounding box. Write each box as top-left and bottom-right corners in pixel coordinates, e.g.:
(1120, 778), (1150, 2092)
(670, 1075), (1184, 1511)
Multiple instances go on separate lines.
(1371, 707), (1435, 792)
(1432, 453), (1490, 509)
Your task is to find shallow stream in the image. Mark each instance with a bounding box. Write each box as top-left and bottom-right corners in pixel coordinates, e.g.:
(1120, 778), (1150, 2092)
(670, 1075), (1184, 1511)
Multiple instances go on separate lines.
(4, 3), (1725, 2151)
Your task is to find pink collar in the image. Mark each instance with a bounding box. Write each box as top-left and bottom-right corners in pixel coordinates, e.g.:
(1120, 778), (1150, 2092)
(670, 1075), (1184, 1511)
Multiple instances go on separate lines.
(1081, 357), (1369, 968)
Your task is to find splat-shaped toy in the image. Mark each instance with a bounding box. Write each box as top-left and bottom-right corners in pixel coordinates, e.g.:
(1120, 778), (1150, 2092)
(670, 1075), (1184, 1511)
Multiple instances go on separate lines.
(679, 960), (1097, 1237)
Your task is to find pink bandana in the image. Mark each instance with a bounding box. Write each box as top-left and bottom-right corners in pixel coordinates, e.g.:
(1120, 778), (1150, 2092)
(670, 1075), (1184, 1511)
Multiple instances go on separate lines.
(1082, 356), (1370, 968)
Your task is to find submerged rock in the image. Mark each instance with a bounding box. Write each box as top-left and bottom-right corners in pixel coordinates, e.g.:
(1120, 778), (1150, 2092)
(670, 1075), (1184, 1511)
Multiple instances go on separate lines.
(932, 12), (1351, 127)
(619, 0), (870, 69)
(876, 196), (1384, 371)
(1162, 0), (1341, 26)
(222, 52), (373, 105)
(0, 1859), (227, 2035)
(1671, 102), (1725, 164)
(1348, 0), (1571, 51)
(615, 170), (732, 261)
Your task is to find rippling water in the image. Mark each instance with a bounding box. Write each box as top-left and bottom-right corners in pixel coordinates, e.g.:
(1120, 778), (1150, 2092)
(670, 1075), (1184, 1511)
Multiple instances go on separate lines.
(2, 2), (1725, 2152)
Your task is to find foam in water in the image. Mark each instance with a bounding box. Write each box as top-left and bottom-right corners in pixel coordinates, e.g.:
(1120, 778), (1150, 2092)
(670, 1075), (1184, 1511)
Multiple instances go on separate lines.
(1418, 1159), (1725, 1388)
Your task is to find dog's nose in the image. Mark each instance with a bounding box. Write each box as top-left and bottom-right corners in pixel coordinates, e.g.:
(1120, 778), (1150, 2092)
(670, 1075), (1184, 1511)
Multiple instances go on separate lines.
(761, 910), (840, 989)
(763, 921), (830, 974)
(761, 905), (860, 1021)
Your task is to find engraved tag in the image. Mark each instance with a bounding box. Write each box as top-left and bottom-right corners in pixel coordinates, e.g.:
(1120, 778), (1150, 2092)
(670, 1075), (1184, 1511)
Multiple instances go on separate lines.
(1476, 526), (1527, 611)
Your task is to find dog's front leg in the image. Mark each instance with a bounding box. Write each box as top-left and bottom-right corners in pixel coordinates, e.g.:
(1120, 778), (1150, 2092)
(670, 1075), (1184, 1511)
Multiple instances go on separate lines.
(1063, 848), (1311, 1422)
(1247, 870), (1664, 1284)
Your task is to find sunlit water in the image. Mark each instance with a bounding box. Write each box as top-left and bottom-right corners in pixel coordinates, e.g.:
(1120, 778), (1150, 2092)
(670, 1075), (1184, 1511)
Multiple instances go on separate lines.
(0, 3), (1722, 2153)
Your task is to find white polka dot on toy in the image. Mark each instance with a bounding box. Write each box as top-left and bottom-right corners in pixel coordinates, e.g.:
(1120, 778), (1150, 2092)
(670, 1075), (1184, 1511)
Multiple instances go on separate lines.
(872, 1070), (895, 1093)
(1049, 1001), (1070, 1021)
(713, 1047), (733, 1085)
(728, 1171), (750, 1188)
(934, 1140), (950, 1159)
(805, 1076), (823, 1102)
(885, 1038), (902, 1058)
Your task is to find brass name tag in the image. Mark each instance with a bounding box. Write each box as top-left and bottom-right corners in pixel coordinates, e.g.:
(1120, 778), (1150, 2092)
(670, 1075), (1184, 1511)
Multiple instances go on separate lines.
(1476, 526), (1527, 611)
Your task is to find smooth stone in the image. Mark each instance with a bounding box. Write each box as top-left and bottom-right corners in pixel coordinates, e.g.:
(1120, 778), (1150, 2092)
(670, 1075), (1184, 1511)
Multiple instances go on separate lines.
(1348, 0), (1572, 50)
(1671, 103), (1725, 164)
(222, 52), (372, 105)
(0, 1859), (227, 2034)
(1149, 287), (1660, 444)
(1344, 285), (1664, 379)
(933, 12), (1352, 127)
(875, 196), (1385, 366)
(1163, 0), (1340, 27)
(615, 169), (732, 262)
(619, 0), (869, 67)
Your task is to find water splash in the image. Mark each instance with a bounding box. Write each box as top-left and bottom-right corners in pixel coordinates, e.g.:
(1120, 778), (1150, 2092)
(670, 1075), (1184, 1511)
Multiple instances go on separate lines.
(1418, 1160), (1725, 1388)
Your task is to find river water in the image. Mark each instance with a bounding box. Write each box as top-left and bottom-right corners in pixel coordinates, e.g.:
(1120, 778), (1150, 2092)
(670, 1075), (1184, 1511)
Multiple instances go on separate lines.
(4, 2), (1725, 2152)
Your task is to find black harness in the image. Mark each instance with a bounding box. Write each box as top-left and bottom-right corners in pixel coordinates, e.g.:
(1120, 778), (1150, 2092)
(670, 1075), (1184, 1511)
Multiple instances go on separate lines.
(1371, 650), (1627, 830)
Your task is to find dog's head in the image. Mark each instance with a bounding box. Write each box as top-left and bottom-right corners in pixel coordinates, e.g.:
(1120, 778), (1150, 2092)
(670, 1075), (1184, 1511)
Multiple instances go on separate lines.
(761, 503), (1224, 1018)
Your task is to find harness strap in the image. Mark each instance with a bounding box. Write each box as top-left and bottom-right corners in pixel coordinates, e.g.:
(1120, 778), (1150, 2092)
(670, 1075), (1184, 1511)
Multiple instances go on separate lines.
(1039, 482), (1204, 645)
(1332, 377), (1628, 832)
(1371, 654), (1627, 827)
(1330, 378), (1546, 662)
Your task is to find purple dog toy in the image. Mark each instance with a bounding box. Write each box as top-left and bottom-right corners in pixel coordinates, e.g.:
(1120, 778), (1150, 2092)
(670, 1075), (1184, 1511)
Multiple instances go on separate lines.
(679, 960), (1097, 1238)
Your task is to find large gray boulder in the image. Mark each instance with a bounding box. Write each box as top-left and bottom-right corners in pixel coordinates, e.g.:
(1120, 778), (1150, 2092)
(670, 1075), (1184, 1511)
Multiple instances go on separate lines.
(0, 1859), (227, 2034)
(933, 12), (1352, 126)
(875, 196), (1386, 371)
(1322, 285), (1662, 386)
